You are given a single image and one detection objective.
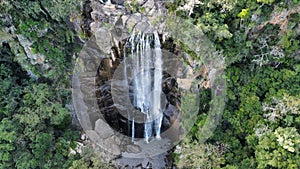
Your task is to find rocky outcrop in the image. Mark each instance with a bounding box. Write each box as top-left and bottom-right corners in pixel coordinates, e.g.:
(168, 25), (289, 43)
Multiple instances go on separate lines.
(16, 35), (49, 69)
(87, 0), (169, 56)
(72, 0), (227, 168)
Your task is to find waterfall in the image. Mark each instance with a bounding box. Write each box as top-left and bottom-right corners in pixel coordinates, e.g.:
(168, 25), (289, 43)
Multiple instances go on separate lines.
(125, 31), (163, 142)
(153, 32), (163, 139)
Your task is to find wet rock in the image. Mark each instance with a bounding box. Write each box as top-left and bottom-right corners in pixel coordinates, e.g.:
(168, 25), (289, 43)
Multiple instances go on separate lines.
(95, 119), (114, 139)
(162, 116), (171, 128)
(167, 92), (178, 106)
(126, 144), (142, 153)
(164, 104), (179, 124)
(164, 104), (176, 117)
(101, 105), (119, 130)
(98, 58), (113, 78)
(162, 77), (176, 93)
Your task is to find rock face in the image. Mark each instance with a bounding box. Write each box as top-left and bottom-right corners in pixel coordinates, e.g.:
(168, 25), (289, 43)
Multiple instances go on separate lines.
(163, 104), (179, 126)
(72, 0), (223, 168)
(88, 0), (169, 54)
(95, 29), (112, 54)
(74, 2), (169, 167)
(71, 1), (179, 165)
(126, 144), (142, 153)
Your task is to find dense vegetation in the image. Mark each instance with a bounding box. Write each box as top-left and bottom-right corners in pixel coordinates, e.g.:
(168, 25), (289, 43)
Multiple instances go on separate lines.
(169, 0), (300, 168)
(1, 0), (299, 169)
(0, 0), (82, 168)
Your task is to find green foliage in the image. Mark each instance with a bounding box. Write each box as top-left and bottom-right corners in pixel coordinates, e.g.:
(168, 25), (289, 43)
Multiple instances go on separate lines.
(0, 0), (12, 15)
(69, 147), (115, 169)
(274, 127), (300, 153)
(8, 0), (80, 22)
(40, 0), (81, 21)
(167, 1), (300, 168)
(4, 0), (82, 86)
(212, 63), (300, 167)
(174, 142), (227, 169)
(15, 83), (71, 130)
(238, 8), (250, 19)
(0, 32), (79, 169)
(1, 0), (299, 168)
(0, 118), (16, 169)
(280, 30), (300, 55)
(125, 0), (145, 14)
(257, 0), (275, 4)
(180, 90), (200, 134)
(256, 127), (300, 168)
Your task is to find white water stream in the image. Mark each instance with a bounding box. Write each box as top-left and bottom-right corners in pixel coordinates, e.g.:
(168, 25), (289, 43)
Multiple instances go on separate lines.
(126, 31), (163, 142)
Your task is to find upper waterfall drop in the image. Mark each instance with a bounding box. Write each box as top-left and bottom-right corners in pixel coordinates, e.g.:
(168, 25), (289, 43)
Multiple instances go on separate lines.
(125, 31), (164, 142)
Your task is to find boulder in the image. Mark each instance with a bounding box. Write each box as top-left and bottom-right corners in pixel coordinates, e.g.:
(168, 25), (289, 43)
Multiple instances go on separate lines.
(85, 130), (101, 142)
(95, 28), (112, 54)
(95, 118), (114, 139)
(102, 137), (122, 155)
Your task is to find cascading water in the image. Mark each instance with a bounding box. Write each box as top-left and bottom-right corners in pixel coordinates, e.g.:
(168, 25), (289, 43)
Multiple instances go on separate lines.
(125, 31), (163, 142)
(153, 31), (163, 139)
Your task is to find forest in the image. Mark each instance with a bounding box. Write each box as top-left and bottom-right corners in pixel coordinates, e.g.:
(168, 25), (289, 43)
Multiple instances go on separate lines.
(0, 0), (299, 168)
